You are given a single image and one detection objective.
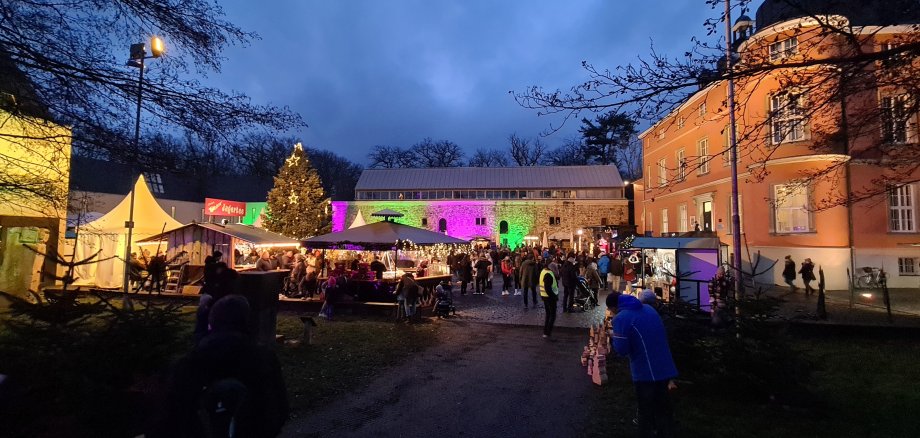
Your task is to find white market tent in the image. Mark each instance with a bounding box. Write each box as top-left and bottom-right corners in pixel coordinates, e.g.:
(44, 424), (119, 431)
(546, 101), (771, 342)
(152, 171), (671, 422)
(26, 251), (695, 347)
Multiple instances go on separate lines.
(72, 175), (182, 288)
(349, 210), (366, 229)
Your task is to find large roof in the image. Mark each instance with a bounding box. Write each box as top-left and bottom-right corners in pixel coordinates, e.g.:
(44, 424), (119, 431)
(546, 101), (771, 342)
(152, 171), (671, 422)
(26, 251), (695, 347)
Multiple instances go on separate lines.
(355, 165), (624, 191)
(139, 222), (300, 246)
(70, 156), (272, 202)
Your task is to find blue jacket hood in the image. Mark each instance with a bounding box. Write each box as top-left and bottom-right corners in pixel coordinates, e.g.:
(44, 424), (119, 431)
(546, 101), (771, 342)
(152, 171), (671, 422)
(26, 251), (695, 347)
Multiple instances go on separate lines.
(618, 294), (642, 311)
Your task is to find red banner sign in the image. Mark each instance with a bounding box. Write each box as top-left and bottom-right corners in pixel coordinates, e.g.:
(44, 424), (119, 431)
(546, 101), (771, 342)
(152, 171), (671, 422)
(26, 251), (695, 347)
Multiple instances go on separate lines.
(205, 198), (246, 217)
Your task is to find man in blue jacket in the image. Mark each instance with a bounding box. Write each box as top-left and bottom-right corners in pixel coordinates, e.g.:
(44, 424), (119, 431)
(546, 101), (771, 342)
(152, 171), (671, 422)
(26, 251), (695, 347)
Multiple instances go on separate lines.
(611, 293), (678, 437)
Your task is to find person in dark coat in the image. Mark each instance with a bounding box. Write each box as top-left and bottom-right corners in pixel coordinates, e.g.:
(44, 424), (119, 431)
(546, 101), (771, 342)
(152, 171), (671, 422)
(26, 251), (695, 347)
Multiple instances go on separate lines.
(162, 295), (288, 437)
(799, 258), (817, 296)
(369, 256), (386, 280)
(474, 255), (492, 294)
(520, 255), (537, 308)
(459, 254), (473, 295)
(560, 256), (579, 312)
(782, 255), (797, 292)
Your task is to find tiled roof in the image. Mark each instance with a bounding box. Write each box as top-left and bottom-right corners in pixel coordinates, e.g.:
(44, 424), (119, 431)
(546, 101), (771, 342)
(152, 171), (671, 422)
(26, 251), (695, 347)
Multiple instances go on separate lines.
(355, 165), (624, 191)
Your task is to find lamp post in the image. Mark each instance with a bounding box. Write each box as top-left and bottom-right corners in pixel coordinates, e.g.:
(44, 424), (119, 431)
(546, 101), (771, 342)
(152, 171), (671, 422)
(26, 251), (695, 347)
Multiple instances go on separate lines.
(122, 36), (165, 296)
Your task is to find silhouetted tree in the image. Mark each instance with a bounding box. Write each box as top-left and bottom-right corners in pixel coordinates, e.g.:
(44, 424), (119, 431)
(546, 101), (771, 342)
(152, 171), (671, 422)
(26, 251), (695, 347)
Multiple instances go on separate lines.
(542, 137), (592, 166)
(412, 138), (465, 167)
(508, 133), (547, 166)
(367, 145), (416, 168)
(468, 148), (509, 167)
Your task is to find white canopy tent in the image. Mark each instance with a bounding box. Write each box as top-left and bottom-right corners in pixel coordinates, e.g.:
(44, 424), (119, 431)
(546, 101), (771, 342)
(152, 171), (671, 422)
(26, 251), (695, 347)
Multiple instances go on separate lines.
(349, 210), (366, 229)
(72, 175), (182, 288)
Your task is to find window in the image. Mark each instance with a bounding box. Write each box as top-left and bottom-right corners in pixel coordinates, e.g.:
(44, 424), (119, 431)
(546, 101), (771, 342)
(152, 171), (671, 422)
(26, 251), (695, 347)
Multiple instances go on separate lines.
(600, 217), (608, 226)
(549, 216), (561, 226)
(661, 208), (669, 233)
(677, 116), (685, 129)
(499, 220), (509, 234)
(726, 194), (744, 234)
(698, 102), (706, 117)
(771, 91), (807, 144)
(678, 204), (688, 232)
(475, 217), (487, 226)
(773, 183), (811, 233)
(898, 257), (916, 275)
(647, 165), (653, 188)
(657, 158), (667, 186)
(438, 218), (447, 233)
(421, 218), (428, 227)
(769, 36), (798, 60)
(676, 149), (686, 181)
(697, 138), (710, 175)
(881, 94), (914, 144)
(144, 173), (164, 194)
(722, 125), (732, 166)
(889, 185), (915, 232)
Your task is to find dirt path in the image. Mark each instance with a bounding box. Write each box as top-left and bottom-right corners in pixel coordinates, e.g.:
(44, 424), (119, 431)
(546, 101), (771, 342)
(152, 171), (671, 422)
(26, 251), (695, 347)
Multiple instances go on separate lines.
(282, 321), (599, 438)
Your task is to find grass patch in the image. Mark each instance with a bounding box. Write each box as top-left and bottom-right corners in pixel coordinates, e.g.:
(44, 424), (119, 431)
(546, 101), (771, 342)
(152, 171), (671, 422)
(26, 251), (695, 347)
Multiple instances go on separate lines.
(586, 328), (920, 437)
(275, 314), (440, 417)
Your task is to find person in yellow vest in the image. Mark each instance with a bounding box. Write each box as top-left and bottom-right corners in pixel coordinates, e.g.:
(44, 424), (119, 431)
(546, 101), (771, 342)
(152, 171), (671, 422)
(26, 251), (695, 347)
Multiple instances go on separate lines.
(539, 261), (559, 338)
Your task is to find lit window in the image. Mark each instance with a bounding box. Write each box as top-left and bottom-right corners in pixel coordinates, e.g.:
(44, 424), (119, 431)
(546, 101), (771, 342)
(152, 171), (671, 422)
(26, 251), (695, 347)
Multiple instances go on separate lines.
(770, 91), (807, 144)
(898, 257), (916, 275)
(144, 173), (164, 194)
(773, 183), (811, 233)
(889, 185), (915, 232)
(769, 36), (798, 60)
(881, 94), (914, 144)
(697, 138), (710, 175)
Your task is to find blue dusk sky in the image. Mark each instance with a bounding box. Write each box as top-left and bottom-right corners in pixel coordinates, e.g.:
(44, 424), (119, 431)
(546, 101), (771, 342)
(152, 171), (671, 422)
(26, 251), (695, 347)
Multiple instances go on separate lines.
(209, 0), (761, 164)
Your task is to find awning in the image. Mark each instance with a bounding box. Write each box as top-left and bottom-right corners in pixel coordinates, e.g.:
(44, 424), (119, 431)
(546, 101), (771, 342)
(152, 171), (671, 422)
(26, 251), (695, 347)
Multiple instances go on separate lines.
(138, 222), (300, 247)
(304, 220), (468, 250)
(630, 237), (722, 250)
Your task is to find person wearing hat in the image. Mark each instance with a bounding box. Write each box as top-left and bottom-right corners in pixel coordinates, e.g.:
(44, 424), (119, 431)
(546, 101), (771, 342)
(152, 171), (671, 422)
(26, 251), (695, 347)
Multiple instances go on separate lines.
(782, 255), (797, 293)
(799, 258), (817, 296)
(500, 256), (514, 296)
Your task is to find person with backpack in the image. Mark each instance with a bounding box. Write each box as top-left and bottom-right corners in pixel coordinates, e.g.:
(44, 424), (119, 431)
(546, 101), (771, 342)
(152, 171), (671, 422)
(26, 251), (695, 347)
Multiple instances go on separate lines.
(162, 295), (289, 437)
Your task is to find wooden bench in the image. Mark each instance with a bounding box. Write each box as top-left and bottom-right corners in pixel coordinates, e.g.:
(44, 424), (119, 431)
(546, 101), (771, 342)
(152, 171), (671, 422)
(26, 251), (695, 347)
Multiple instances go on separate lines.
(360, 301), (400, 319)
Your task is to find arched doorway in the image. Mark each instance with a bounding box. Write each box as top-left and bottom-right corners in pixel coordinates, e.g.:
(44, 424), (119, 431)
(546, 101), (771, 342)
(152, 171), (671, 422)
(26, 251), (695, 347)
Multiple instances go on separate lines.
(499, 220), (509, 234)
(439, 218), (447, 233)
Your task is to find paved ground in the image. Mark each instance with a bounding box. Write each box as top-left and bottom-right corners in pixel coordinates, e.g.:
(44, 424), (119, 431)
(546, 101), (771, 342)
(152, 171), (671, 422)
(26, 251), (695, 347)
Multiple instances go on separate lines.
(281, 322), (603, 438)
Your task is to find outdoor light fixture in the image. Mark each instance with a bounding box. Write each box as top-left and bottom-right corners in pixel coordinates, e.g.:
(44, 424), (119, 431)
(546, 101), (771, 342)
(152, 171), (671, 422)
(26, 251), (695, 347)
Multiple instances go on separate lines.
(121, 36), (166, 296)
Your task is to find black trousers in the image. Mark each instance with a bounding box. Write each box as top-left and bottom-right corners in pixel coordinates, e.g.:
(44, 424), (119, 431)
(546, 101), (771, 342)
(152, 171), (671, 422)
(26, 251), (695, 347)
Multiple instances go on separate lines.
(562, 284), (575, 311)
(635, 380), (674, 438)
(502, 274), (513, 291)
(542, 296), (557, 336)
(524, 284), (538, 306)
(461, 279), (469, 294)
(513, 271), (521, 290)
(475, 276), (488, 293)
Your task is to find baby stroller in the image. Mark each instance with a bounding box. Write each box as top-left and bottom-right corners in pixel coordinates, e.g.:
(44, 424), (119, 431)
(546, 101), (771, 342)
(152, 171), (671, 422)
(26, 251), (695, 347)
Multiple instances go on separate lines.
(433, 281), (456, 318)
(572, 275), (597, 312)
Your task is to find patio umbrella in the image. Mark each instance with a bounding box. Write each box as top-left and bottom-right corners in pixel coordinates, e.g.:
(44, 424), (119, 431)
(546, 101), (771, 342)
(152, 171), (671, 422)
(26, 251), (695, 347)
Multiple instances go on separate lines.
(303, 220), (468, 250)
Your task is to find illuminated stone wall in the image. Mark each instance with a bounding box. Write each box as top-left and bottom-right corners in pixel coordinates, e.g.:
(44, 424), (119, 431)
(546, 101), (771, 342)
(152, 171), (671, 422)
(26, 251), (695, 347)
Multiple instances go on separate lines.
(332, 200), (629, 248)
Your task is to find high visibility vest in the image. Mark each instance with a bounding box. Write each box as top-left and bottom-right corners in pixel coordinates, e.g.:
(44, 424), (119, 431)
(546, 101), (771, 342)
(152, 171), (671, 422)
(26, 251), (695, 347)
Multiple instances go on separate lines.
(539, 269), (558, 298)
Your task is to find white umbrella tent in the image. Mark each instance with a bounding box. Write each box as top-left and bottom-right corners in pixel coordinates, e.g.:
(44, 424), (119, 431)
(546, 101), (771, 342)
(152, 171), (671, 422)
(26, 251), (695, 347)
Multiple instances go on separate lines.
(72, 175), (182, 288)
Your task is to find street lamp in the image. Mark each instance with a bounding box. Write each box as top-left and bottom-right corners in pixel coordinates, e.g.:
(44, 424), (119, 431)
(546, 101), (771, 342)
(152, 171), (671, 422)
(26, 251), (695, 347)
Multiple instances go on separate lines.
(122, 36), (165, 296)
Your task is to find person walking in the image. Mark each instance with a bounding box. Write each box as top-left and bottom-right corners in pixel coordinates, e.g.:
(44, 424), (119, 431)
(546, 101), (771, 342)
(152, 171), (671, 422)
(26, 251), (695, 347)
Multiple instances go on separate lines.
(474, 255), (491, 295)
(598, 253), (610, 290)
(610, 292), (678, 438)
(782, 255), (798, 293)
(459, 254), (473, 295)
(799, 258), (817, 296)
(500, 256), (514, 296)
(513, 252), (523, 296)
(520, 255), (537, 308)
(539, 261), (559, 338)
(609, 254), (624, 293)
(560, 255), (578, 313)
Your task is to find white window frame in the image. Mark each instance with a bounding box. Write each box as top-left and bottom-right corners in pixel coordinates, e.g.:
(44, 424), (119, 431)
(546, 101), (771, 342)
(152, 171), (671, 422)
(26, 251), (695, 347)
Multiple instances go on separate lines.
(658, 158), (667, 187)
(676, 149), (686, 182)
(889, 184), (916, 232)
(726, 194), (744, 234)
(773, 183), (812, 234)
(898, 257), (917, 275)
(647, 165), (653, 188)
(697, 138), (710, 175)
(144, 172), (164, 194)
(678, 203), (688, 232)
(661, 208), (669, 234)
(722, 125), (732, 166)
(770, 90), (807, 144)
(677, 116), (685, 129)
(698, 103), (706, 117)
(880, 94), (914, 144)
(769, 36), (798, 60)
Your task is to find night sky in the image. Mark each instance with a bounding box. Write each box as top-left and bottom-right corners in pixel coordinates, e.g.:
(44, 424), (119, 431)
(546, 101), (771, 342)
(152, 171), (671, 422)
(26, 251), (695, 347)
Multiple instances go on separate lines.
(209, 0), (758, 164)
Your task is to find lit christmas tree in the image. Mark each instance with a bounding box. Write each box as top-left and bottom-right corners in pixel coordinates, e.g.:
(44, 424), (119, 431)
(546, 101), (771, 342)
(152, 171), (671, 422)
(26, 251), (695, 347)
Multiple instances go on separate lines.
(264, 143), (331, 238)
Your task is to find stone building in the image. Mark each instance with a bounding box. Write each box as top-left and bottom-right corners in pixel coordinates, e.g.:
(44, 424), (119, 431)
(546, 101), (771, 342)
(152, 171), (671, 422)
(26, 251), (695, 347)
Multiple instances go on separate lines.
(332, 165), (629, 249)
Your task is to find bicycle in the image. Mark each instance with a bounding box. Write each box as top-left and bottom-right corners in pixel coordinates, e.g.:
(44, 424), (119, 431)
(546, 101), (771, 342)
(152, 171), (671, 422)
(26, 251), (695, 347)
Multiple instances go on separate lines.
(853, 267), (883, 289)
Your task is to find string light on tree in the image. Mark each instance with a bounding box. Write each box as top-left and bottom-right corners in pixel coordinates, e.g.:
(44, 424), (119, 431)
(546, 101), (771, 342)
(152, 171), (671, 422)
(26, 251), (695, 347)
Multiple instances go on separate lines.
(265, 142), (331, 239)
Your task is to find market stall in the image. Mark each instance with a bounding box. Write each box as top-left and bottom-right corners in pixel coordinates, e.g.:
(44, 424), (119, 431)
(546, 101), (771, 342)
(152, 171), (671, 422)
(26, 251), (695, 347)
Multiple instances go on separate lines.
(303, 210), (469, 301)
(629, 236), (724, 309)
(71, 175), (182, 288)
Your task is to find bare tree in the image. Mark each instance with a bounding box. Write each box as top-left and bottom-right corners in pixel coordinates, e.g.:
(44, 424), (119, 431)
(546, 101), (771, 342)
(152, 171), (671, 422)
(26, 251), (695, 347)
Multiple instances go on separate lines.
(367, 145), (415, 168)
(468, 148), (510, 167)
(508, 133), (547, 166)
(0, 0), (304, 209)
(513, 0), (920, 208)
(412, 138), (465, 167)
(542, 137), (592, 166)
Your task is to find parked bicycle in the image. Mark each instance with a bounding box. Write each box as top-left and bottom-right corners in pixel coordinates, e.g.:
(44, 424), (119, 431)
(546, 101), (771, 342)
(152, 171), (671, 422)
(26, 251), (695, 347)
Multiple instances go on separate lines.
(853, 267), (883, 289)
